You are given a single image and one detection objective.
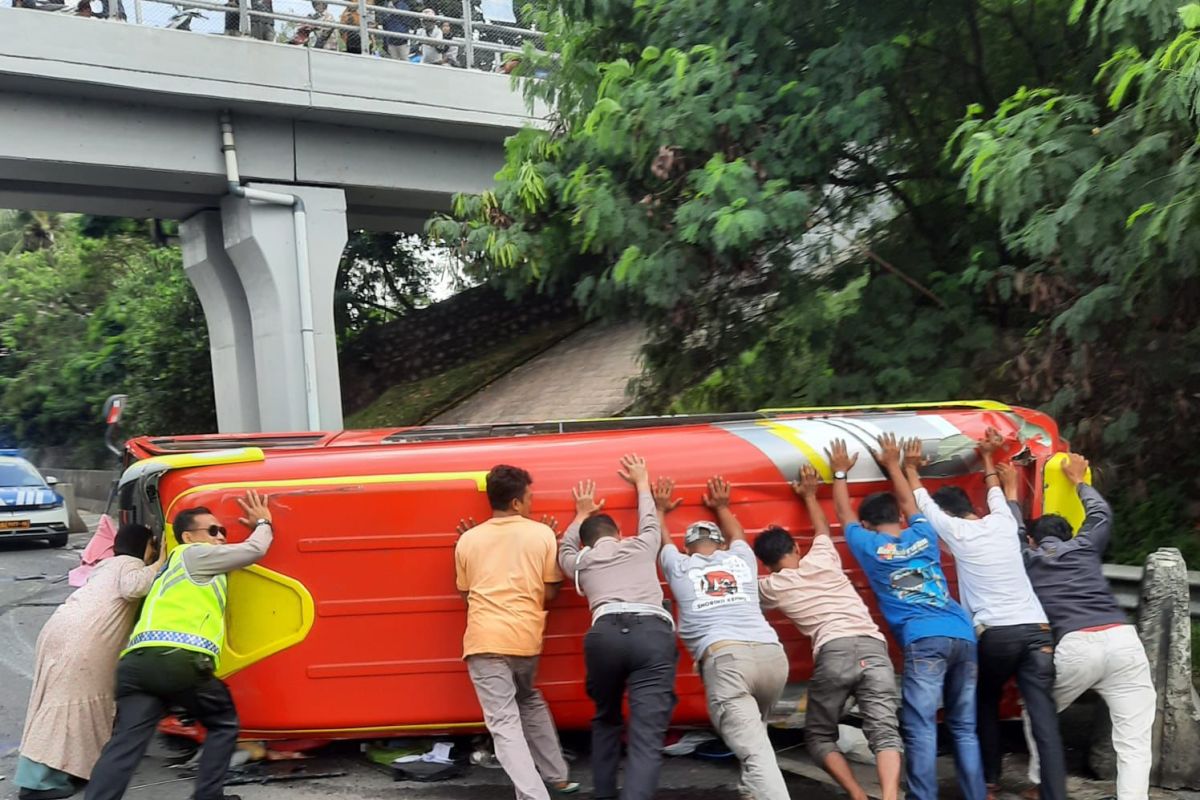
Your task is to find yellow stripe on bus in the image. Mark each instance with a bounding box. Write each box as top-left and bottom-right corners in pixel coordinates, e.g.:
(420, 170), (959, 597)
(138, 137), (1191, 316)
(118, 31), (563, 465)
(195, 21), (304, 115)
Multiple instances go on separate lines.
(164, 470), (490, 520)
(755, 421), (833, 482)
(758, 399), (1011, 413)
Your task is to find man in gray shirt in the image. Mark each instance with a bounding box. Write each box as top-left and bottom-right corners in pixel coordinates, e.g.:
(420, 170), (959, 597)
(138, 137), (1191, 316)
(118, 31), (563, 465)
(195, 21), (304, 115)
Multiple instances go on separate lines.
(659, 476), (789, 800)
(558, 454), (677, 800)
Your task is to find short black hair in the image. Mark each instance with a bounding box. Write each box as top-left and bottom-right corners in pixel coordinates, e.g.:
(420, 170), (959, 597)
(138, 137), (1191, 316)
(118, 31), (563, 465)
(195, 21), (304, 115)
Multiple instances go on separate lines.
(1029, 513), (1073, 545)
(859, 492), (900, 525)
(753, 525), (796, 568)
(580, 514), (619, 547)
(932, 486), (975, 519)
(114, 522), (154, 558)
(173, 506), (213, 538)
(486, 465), (533, 511)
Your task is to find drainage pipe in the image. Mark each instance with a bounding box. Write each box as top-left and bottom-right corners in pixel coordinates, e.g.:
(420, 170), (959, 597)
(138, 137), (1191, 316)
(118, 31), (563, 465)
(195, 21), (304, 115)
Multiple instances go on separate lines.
(219, 111), (322, 432)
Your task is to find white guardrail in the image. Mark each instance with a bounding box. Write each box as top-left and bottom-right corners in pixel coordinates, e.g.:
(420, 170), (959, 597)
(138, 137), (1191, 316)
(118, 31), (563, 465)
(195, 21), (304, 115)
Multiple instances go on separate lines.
(4, 0), (543, 74)
(1103, 563), (1200, 620)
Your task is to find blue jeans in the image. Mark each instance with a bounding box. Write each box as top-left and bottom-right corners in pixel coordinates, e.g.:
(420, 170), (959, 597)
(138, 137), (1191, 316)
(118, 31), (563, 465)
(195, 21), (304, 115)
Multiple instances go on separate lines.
(901, 636), (987, 800)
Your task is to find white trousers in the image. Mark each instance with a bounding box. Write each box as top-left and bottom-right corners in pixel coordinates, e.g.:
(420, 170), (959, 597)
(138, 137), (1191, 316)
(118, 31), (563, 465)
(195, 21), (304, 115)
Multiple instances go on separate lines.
(1024, 625), (1156, 799)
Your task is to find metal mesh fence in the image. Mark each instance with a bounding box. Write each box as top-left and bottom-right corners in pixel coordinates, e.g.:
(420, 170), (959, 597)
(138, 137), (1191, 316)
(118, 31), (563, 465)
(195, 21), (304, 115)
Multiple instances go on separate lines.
(2, 0), (544, 72)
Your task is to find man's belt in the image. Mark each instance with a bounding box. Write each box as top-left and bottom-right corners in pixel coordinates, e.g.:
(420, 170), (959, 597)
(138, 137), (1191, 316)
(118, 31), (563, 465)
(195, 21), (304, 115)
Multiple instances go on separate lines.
(592, 602), (675, 630)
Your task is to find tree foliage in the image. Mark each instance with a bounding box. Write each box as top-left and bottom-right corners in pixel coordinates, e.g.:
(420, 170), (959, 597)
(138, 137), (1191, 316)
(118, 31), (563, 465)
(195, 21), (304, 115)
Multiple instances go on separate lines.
(0, 219), (214, 464)
(0, 217), (443, 465)
(430, 0), (1200, 557)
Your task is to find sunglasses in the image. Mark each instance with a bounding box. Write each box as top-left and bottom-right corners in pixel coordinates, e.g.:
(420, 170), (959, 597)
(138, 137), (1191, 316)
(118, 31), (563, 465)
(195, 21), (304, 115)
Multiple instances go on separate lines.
(185, 524), (227, 538)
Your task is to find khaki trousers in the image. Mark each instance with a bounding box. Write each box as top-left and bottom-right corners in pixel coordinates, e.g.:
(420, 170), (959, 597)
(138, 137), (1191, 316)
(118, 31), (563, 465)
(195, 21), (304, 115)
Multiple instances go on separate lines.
(467, 654), (569, 800)
(701, 642), (790, 800)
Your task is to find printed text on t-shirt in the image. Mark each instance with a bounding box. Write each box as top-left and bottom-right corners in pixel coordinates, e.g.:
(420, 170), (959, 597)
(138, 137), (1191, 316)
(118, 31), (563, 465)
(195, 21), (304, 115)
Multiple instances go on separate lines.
(687, 557), (754, 611)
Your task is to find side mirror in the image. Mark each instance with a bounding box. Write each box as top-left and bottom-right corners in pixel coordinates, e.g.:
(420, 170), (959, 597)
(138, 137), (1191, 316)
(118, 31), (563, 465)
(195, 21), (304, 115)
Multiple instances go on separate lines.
(45, 476), (59, 487)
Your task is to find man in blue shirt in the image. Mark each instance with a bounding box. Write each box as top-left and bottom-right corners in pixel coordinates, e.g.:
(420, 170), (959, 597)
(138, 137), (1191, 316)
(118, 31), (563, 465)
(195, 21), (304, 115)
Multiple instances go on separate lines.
(828, 438), (985, 800)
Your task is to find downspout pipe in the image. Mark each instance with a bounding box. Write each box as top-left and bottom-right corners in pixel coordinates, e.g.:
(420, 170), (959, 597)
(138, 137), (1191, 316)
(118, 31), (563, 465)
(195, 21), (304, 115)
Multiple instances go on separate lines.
(219, 111), (322, 432)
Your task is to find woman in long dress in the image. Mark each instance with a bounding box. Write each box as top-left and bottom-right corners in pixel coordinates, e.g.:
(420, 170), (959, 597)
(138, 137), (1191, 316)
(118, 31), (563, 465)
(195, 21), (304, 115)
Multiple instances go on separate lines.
(15, 523), (162, 800)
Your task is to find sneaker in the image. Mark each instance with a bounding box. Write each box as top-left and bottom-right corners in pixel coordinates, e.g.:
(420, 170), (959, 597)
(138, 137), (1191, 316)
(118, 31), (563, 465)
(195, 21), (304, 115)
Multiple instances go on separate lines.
(549, 781), (580, 794)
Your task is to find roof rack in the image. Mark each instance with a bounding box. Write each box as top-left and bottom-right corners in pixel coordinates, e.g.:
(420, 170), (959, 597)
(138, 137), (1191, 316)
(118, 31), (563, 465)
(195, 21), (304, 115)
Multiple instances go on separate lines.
(141, 433), (328, 454)
(380, 411), (766, 444)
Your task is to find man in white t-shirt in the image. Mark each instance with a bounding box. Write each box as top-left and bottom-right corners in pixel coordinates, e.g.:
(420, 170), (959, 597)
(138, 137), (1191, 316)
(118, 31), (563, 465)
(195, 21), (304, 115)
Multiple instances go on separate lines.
(658, 476), (788, 800)
(902, 431), (1065, 800)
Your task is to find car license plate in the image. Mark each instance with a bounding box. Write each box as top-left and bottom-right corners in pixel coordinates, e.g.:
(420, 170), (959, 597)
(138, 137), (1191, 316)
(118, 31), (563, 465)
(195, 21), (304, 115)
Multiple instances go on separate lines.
(0, 519), (30, 530)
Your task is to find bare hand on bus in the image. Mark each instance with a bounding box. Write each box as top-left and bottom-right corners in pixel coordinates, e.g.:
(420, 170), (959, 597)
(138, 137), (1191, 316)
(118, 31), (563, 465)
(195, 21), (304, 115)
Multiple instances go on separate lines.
(873, 433), (902, 471)
(902, 437), (928, 472)
(539, 515), (560, 534)
(617, 454), (649, 488)
(701, 476), (731, 509)
(1063, 452), (1089, 486)
(826, 439), (858, 474)
(236, 489), (271, 529)
(996, 462), (1019, 501)
(571, 480), (606, 518)
(455, 517), (477, 536)
(791, 465), (820, 499)
(978, 425), (1004, 456)
(652, 476), (682, 513)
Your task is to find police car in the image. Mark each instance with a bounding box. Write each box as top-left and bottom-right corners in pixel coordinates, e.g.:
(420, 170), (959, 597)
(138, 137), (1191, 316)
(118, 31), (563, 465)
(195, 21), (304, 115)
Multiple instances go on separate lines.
(0, 452), (69, 547)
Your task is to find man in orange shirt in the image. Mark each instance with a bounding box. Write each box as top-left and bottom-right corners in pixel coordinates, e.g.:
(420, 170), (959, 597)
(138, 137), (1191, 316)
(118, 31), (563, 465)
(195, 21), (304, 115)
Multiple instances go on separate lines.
(455, 464), (579, 800)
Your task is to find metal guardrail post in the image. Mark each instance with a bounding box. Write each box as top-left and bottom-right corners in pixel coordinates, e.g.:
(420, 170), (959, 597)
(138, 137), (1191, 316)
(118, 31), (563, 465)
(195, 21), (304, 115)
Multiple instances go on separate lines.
(357, 0), (368, 54)
(238, 0), (250, 35)
(461, 0), (474, 70)
(133, 0), (142, 23)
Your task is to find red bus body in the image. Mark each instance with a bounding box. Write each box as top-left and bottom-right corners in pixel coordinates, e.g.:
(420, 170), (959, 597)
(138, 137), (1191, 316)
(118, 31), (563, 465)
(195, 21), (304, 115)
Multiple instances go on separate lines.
(119, 402), (1069, 739)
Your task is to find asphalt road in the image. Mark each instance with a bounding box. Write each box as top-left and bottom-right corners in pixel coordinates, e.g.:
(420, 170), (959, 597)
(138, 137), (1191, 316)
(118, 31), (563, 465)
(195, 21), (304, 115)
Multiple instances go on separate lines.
(0, 518), (838, 800)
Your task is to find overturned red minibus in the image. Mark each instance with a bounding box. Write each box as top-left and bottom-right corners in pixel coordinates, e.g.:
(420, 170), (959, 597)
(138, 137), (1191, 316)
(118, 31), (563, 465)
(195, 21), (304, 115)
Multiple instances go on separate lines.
(116, 401), (1083, 739)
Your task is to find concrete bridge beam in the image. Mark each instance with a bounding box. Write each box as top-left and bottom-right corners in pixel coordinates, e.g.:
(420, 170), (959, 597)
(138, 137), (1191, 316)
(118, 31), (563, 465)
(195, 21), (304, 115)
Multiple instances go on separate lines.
(182, 184), (348, 433)
(180, 211), (261, 434)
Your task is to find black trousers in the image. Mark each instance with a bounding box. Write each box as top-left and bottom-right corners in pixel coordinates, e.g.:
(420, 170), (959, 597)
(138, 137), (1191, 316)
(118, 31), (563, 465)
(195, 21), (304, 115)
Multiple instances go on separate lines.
(977, 624), (1065, 800)
(584, 614), (678, 800)
(85, 648), (240, 800)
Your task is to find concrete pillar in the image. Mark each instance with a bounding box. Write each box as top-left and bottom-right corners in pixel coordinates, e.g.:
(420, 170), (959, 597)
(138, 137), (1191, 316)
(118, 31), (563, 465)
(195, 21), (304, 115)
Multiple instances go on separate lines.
(1137, 547), (1200, 788)
(220, 183), (347, 432)
(180, 211), (261, 433)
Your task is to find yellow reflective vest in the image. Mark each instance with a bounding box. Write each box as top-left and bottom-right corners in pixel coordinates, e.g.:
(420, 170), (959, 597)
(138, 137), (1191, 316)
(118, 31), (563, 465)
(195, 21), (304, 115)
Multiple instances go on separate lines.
(123, 543), (228, 666)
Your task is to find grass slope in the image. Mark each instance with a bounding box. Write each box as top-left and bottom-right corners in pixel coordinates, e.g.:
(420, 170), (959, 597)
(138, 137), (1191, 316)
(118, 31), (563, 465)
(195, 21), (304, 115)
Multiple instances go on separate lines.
(345, 319), (582, 429)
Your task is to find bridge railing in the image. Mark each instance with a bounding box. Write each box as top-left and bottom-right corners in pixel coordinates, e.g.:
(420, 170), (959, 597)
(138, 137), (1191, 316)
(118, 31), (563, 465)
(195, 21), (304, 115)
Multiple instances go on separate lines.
(4, 0), (544, 73)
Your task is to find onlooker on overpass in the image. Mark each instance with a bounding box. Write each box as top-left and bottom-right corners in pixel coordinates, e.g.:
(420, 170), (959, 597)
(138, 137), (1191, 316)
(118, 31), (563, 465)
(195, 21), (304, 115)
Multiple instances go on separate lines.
(340, 2), (362, 52)
(381, 0), (413, 60)
(250, 0), (274, 41)
(419, 8), (443, 63)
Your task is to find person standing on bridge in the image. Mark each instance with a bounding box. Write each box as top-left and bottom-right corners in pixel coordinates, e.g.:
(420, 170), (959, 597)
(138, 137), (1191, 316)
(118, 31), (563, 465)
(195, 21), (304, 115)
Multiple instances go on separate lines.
(85, 490), (275, 800)
(1017, 454), (1156, 800)
(660, 474), (791, 800)
(455, 465), (580, 800)
(557, 455), (678, 800)
(15, 523), (163, 800)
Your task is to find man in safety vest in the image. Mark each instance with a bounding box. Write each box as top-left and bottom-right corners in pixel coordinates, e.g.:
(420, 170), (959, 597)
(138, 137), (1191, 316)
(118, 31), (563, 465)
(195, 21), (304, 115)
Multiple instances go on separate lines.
(86, 489), (274, 800)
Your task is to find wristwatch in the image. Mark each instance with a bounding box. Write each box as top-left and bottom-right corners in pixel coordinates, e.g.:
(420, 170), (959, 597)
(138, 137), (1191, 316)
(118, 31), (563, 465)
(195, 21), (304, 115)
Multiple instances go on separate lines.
(833, 470), (848, 481)
(256, 518), (272, 528)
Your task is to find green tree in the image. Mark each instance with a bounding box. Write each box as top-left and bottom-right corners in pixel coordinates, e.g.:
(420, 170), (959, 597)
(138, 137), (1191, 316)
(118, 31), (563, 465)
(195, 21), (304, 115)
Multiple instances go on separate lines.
(430, 0), (1199, 560)
(430, 0), (1089, 409)
(948, 0), (1200, 561)
(0, 220), (214, 464)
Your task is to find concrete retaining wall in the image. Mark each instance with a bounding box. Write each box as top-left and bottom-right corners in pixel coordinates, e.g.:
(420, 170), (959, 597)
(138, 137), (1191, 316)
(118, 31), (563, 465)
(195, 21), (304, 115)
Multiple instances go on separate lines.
(40, 467), (118, 513)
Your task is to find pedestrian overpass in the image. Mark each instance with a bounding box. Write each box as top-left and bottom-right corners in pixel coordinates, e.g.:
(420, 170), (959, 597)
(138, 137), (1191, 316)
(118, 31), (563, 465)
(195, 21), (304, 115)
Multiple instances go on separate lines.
(0, 7), (540, 433)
